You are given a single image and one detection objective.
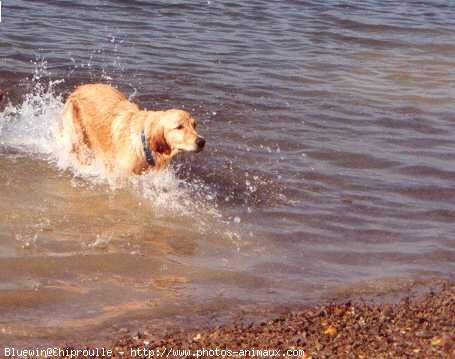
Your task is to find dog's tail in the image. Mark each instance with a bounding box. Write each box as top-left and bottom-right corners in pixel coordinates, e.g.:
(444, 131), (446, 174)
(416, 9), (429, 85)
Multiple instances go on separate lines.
(62, 96), (90, 152)
(63, 95), (80, 123)
(61, 96), (94, 165)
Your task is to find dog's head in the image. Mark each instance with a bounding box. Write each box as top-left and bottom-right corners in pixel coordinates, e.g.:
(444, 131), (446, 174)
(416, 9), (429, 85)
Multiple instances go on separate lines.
(148, 109), (205, 154)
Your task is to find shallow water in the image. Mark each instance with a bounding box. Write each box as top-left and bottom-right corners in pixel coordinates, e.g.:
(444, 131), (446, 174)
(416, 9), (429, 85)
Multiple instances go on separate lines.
(0, 0), (454, 346)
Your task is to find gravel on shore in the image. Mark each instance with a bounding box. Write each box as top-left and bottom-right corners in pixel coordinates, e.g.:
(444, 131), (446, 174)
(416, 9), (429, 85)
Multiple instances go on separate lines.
(63, 281), (454, 358)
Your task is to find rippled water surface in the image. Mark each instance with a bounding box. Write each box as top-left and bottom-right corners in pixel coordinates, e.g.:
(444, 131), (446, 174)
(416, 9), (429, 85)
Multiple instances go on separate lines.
(0, 0), (454, 346)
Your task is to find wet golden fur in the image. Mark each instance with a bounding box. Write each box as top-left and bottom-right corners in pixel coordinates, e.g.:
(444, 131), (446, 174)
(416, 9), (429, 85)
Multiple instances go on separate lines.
(61, 83), (204, 175)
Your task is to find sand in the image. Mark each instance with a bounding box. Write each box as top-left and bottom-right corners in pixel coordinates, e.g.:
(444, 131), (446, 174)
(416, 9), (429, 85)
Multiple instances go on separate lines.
(58, 281), (454, 358)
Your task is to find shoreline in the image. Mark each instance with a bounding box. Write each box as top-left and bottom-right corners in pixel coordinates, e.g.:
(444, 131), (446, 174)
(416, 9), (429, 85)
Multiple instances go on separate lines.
(59, 280), (454, 358)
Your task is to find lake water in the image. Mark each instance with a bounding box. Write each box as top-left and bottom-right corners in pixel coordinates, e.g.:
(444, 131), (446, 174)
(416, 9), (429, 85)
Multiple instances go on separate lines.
(0, 0), (454, 346)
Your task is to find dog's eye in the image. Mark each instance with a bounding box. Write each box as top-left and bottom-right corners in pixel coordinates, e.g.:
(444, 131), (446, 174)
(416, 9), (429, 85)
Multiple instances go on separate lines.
(176, 125), (184, 130)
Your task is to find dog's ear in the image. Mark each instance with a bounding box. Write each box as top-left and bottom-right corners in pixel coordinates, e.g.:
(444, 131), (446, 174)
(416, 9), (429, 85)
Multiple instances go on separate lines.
(148, 123), (171, 154)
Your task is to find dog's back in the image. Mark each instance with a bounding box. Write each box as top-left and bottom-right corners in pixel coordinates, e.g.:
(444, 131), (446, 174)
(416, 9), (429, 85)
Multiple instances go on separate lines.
(62, 83), (139, 163)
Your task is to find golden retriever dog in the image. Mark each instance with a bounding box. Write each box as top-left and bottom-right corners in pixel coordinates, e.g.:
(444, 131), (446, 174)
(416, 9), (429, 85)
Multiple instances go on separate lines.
(61, 83), (205, 175)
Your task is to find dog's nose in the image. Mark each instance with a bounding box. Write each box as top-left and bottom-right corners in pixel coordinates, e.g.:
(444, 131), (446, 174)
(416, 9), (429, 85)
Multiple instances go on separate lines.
(196, 137), (206, 148)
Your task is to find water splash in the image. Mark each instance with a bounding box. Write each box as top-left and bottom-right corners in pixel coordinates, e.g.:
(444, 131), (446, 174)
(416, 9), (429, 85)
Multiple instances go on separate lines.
(0, 61), (64, 154)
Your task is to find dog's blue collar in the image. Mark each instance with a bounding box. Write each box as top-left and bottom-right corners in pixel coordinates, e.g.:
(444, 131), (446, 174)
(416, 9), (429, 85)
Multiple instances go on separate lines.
(141, 129), (155, 167)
